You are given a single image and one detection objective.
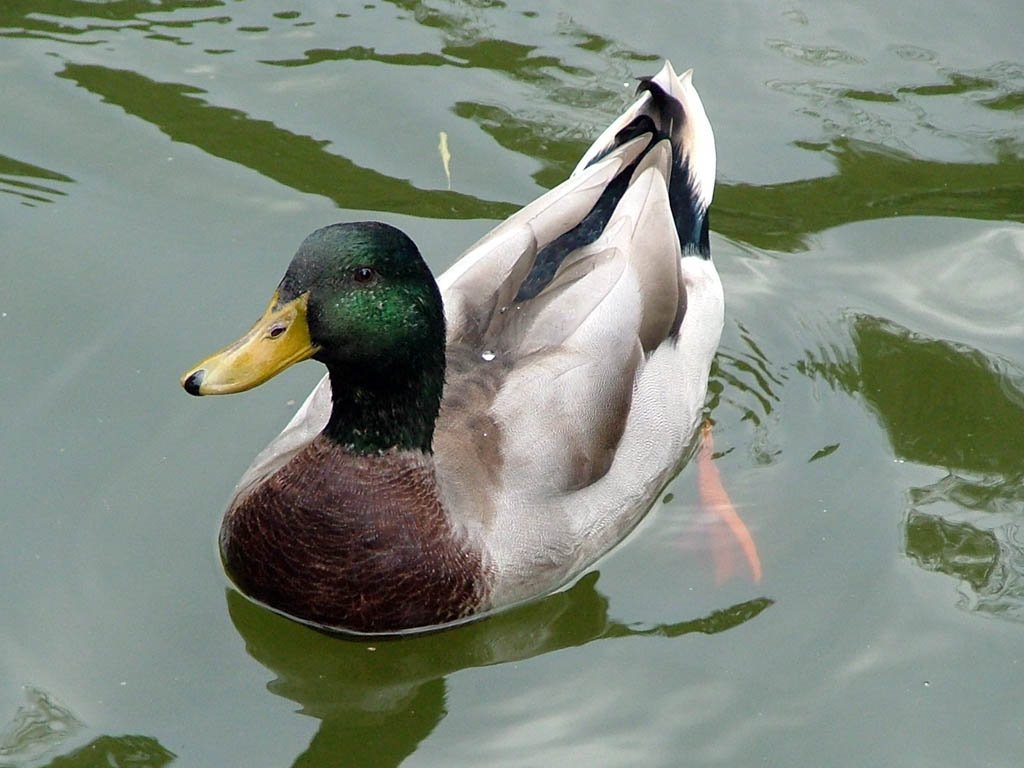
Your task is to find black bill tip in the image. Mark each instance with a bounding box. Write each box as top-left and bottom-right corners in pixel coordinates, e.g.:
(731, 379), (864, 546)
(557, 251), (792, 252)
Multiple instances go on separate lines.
(182, 369), (205, 396)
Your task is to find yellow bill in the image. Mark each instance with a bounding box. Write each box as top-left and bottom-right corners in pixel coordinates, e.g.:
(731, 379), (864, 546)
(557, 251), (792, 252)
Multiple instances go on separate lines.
(181, 292), (319, 396)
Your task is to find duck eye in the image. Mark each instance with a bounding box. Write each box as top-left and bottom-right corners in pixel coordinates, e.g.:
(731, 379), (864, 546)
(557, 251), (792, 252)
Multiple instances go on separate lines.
(352, 266), (377, 284)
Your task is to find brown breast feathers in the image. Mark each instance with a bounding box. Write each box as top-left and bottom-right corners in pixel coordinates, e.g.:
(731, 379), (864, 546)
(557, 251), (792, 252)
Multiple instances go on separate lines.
(219, 435), (488, 634)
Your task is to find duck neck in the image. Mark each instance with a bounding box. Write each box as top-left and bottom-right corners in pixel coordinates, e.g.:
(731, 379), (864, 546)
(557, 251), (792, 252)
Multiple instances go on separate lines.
(322, 359), (444, 455)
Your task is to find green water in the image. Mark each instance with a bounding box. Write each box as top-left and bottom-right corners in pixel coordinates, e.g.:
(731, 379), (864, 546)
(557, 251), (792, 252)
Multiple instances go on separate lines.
(2, 1), (1022, 766)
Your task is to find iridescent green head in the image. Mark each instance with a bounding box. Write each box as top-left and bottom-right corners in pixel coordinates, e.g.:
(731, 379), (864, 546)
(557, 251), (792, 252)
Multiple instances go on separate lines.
(182, 222), (446, 454)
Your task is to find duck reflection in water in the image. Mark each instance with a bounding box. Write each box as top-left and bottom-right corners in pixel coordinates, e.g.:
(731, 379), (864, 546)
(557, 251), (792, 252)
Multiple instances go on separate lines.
(226, 578), (771, 768)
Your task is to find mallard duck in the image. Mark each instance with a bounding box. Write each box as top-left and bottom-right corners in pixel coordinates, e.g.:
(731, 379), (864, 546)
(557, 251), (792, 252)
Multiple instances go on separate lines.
(181, 61), (722, 635)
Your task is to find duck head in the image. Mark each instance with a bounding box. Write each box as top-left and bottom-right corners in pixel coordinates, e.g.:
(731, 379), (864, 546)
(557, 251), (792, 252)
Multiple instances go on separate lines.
(181, 221), (446, 453)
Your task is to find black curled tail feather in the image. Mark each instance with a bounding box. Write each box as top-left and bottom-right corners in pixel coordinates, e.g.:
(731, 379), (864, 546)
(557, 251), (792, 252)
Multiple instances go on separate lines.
(637, 76), (711, 258)
(515, 63), (715, 302)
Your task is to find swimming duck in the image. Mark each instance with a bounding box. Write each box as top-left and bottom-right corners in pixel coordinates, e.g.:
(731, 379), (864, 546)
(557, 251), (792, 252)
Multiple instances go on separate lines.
(181, 61), (722, 635)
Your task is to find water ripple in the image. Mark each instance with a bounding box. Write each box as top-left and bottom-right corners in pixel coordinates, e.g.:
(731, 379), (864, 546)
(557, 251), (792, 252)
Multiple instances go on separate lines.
(55, 62), (516, 220)
(907, 475), (1024, 623)
(766, 39), (867, 67)
(0, 153), (73, 207)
